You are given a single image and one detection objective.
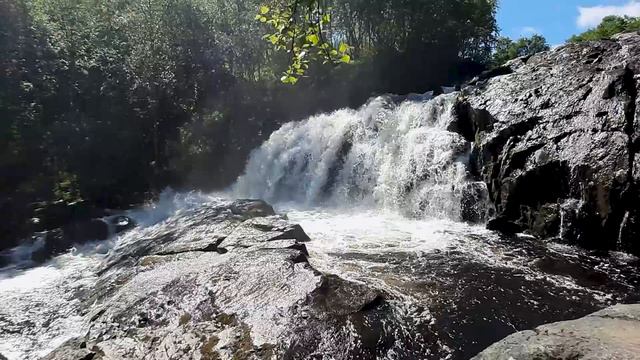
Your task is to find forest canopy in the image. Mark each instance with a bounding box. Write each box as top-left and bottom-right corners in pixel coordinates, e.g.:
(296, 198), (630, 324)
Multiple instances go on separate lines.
(1, 0), (503, 247)
(259, 0), (499, 83)
(491, 35), (550, 66)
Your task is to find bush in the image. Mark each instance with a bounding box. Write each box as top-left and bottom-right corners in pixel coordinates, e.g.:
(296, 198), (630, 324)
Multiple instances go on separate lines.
(570, 16), (640, 43)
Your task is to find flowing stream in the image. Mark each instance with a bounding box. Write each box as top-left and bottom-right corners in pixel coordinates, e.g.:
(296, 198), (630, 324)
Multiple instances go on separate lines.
(1, 94), (640, 359)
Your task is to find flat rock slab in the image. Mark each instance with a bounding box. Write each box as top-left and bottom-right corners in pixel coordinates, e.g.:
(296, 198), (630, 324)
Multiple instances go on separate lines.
(40, 199), (385, 360)
(473, 304), (640, 360)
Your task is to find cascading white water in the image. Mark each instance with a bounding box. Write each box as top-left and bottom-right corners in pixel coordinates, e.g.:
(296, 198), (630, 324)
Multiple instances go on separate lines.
(2, 97), (638, 360)
(230, 95), (637, 360)
(234, 93), (490, 222)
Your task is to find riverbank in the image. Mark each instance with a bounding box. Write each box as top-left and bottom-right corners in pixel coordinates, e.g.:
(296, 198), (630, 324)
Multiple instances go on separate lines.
(1, 194), (638, 359)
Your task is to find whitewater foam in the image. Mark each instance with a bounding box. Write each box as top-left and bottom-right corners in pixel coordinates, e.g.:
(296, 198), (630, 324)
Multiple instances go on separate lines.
(234, 93), (491, 222)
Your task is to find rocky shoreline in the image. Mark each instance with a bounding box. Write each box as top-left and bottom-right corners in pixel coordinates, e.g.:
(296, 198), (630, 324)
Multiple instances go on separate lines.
(36, 199), (387, 359)
(473, 304), (640, 359)
(20, 197), (639, 360)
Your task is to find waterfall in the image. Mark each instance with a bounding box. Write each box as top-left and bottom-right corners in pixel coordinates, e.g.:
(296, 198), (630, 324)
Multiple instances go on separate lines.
(234, 93), (491, 222)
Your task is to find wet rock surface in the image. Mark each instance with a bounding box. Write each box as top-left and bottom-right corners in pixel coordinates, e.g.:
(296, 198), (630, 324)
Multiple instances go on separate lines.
(303, 233), (640, 359)
(0, 214), (137, 268)
(456, 32), (640, 255)
(38, 199), (388, 359)
(1, 195), (639, 360)
(472, 304), (640, 360)
(31, 215), (136, 264)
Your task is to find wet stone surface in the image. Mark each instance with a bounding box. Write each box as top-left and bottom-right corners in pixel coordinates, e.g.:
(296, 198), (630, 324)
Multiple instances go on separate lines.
(286, 208), (640, 360)
(0, 197), (639, 360)
(459, 32), (640, 255)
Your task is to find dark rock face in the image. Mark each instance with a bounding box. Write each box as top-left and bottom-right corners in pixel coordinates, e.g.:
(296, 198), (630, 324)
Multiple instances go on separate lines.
(472, 304), (640, 360)
(31, 201), (107, 234)
(30, 215), (136, 263)
(460, 181), (495, 223)
(0, 199), (138, 264)
(42, 199), (385, 359)
(0, 200), (105, 253)
(455, 32), (640, 255)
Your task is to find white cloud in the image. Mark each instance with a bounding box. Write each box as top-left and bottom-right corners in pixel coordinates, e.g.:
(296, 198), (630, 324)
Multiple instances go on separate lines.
(520, 26), (541, 36)
(577, 1), (640, 28)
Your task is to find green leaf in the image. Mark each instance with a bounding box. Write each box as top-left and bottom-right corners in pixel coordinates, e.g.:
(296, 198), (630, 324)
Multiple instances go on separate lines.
(340, 54), (351, 63)
(260, 5), (270, 14)
(306, 34), (319, 45)
(259, 16), (267, 23)
(338, 42), (348, 53)
(280, 75), (298, 84)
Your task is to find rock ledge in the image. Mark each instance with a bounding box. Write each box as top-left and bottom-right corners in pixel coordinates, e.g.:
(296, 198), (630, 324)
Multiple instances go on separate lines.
(473, 304), (640, 360)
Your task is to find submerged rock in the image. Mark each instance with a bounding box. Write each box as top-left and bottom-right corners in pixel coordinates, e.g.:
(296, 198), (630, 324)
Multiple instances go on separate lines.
(472, 304), (640, 359)
(455, 32), (640, 254)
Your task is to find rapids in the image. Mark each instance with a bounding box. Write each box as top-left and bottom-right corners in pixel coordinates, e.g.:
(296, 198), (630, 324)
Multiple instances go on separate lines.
(1, 94), (639, 359)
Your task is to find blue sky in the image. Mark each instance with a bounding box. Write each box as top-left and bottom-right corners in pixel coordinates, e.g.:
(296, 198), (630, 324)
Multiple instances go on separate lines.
(497, 0), (640, 45)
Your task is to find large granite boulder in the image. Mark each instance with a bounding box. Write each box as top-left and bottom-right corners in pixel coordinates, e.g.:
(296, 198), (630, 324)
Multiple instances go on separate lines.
(41, 199), (385, 359)
(472, 304), (640, 359)
(454, 32), (640, 254)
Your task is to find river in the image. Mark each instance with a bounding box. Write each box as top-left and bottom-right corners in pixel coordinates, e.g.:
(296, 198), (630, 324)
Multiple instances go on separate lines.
(1, 93), (639, 359)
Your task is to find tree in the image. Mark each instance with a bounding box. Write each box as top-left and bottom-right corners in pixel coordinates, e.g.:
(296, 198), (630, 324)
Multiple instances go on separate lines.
(257, 0), (351, 84)
(258, 0), (499, 84)
(492, 34), (550, 66)
(569, 15), (640, 43)
(1, 0), (237, 207)
(1, 0), (502, 249)
(328, 0), (498, 62)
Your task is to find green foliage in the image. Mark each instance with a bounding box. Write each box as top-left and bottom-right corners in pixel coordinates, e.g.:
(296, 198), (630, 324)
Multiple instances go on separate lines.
(54, 172), (82, 203)
(569, 16), (640, 43)
(329, 0), (498, 62)
(492, 35), (550, 66)
(179, 112), (225, 158)
(0, 0), (501, 245)
(259, 0), (498, 85)
(258, 0), (351, 83)
(1, 0), (234, 208)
